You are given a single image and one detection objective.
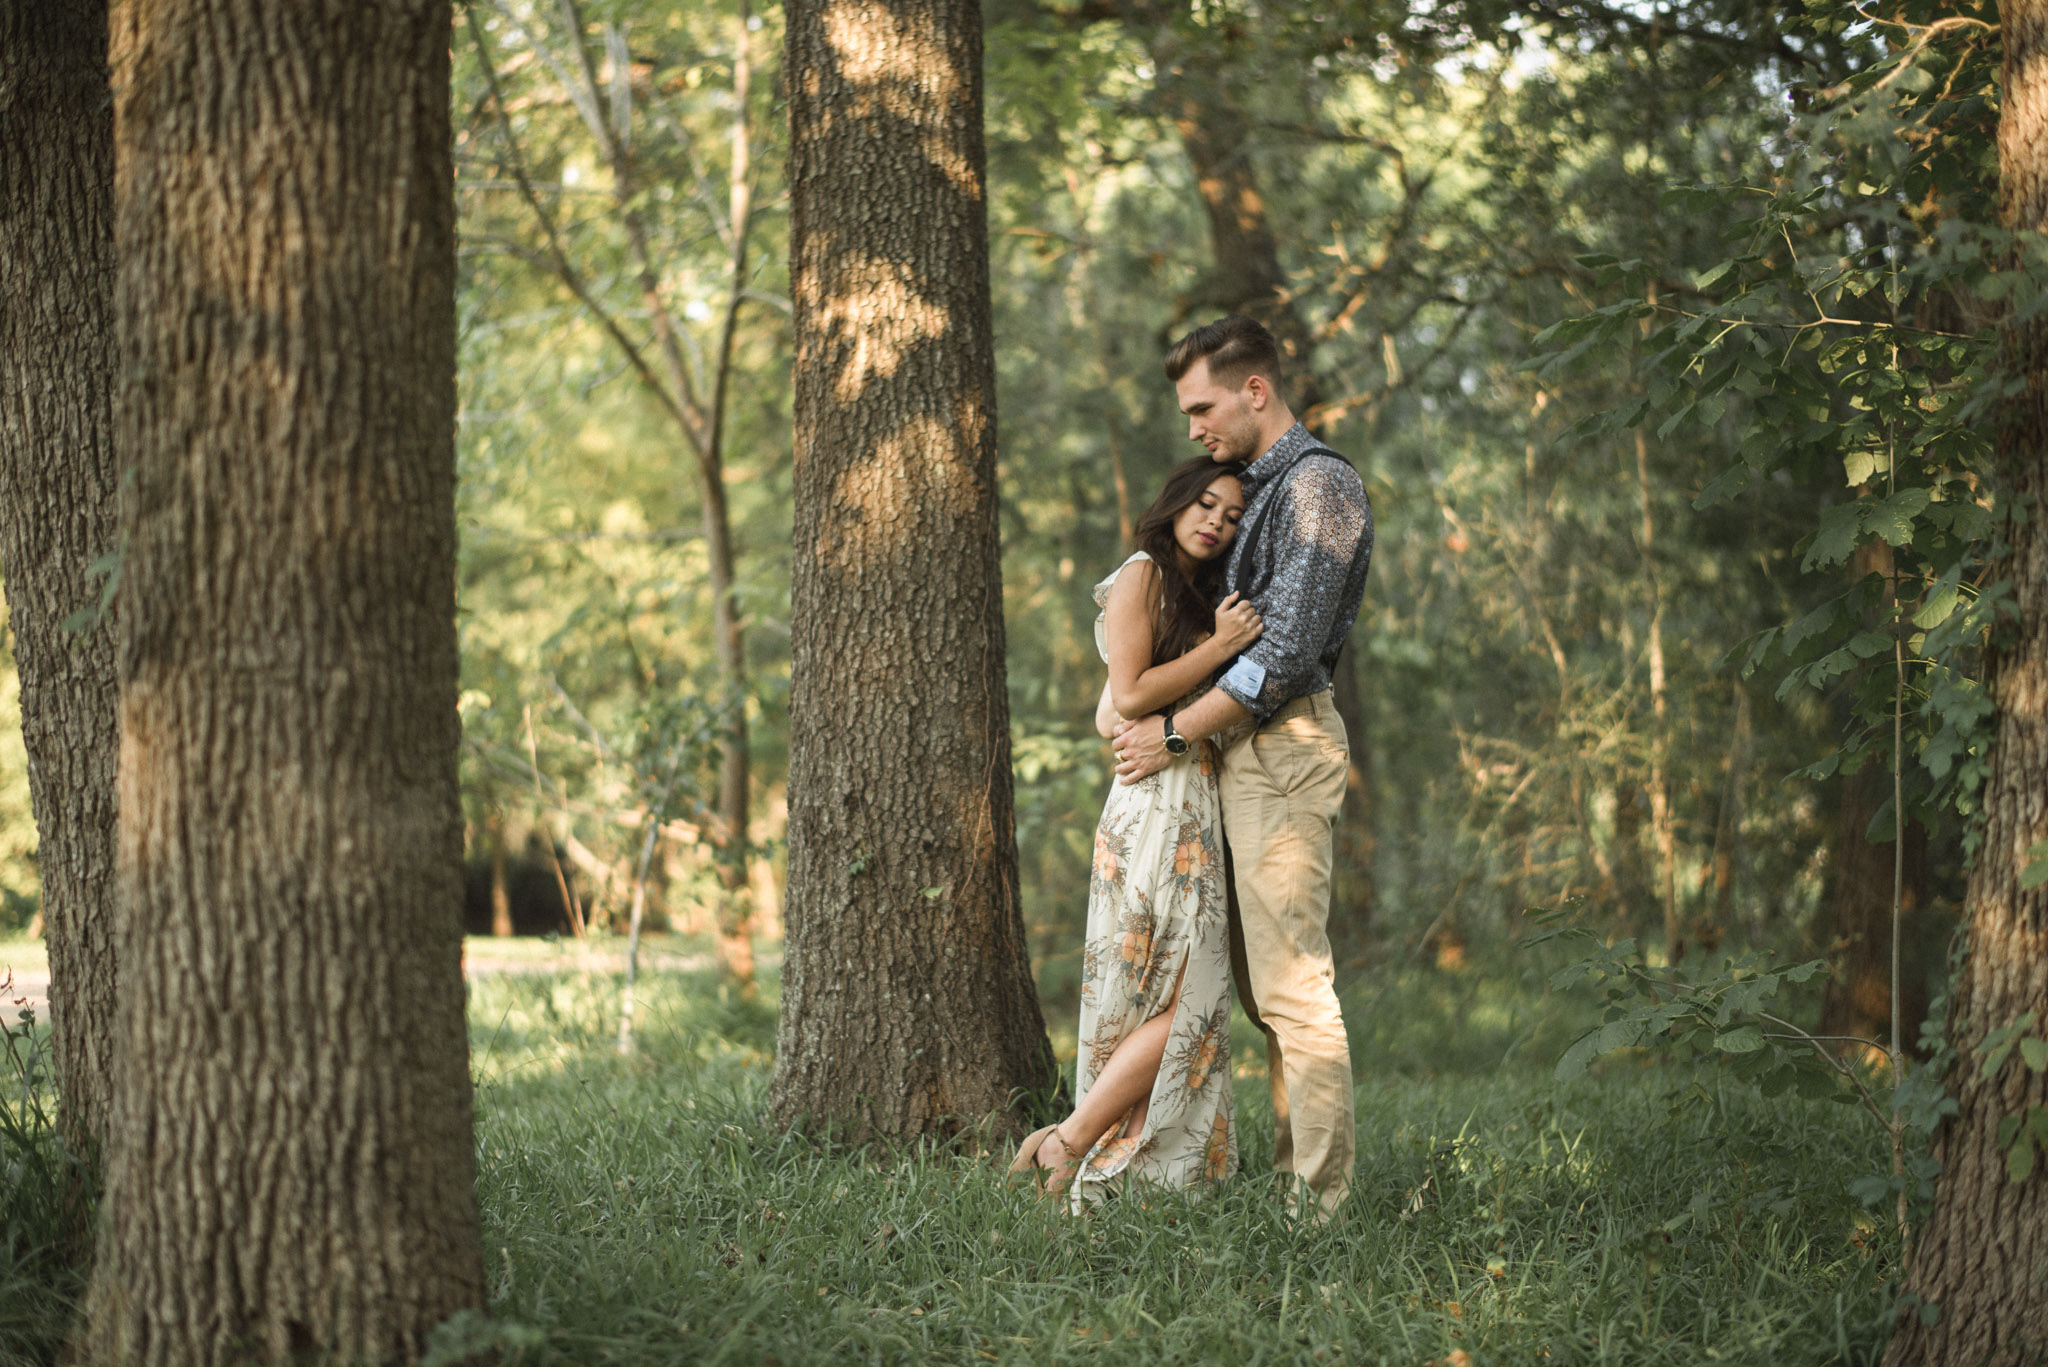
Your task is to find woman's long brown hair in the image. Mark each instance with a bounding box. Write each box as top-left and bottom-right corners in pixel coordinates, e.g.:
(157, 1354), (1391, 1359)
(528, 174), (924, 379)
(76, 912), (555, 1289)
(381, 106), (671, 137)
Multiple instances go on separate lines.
(1132, 457), (1246, 667)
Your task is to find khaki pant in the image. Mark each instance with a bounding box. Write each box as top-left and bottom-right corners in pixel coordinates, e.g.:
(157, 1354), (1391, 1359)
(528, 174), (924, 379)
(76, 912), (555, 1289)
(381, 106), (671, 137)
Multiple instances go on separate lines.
(1219, 689), (1354, 1214)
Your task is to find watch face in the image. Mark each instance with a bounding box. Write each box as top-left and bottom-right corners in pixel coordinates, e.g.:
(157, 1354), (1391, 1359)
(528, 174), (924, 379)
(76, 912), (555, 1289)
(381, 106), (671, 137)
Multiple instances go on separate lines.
(1165, 735), (1190, 755)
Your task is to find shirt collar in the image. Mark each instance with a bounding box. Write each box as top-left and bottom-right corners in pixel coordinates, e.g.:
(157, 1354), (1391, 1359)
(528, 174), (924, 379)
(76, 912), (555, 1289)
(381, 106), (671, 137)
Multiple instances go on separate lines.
(1240, 422), (1318, 494)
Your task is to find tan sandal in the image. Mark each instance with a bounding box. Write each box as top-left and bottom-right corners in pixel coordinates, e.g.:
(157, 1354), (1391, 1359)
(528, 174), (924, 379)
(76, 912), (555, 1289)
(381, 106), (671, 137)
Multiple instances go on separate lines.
(1034, 1125), (1083, 1196)
(1004, 1124), (1060, 1176)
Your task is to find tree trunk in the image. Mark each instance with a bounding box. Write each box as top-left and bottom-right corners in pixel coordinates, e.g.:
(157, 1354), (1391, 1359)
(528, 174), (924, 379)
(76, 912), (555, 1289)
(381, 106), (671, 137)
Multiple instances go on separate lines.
(1709, 678), (1750, 931)
(1883, 6), (2048, 1359)
(773, 0), (1054, 1141)
(1634, 430), (1681, 956)
(83, 2), (486, 1360)
(1819, 764), (1927, 1053)
(489, 813), (515, 938)
(0, 0), (122, 1156)
(706, 4), (760, 993)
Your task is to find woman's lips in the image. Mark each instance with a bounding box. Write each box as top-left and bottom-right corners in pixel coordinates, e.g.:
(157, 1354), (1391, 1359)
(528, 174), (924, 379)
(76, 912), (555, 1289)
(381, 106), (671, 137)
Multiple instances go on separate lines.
(1196, 532), (1217, 547)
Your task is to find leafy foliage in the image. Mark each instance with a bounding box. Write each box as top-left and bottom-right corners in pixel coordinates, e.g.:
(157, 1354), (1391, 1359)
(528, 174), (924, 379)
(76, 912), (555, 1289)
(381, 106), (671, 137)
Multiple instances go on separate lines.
(1527, 905), (1950, 1229)
(1530, 2), (2005, 840)
(0, 986), (86, 1367)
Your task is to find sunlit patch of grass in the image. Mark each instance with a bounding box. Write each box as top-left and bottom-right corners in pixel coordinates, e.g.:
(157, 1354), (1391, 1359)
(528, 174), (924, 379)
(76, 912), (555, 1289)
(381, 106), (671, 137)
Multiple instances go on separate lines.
(468, 963), (1902, 1366)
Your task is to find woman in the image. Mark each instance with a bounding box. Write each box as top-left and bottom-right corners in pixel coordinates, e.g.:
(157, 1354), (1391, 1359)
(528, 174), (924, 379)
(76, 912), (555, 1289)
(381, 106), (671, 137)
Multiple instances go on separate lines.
(1008, 457), (1262, 1207)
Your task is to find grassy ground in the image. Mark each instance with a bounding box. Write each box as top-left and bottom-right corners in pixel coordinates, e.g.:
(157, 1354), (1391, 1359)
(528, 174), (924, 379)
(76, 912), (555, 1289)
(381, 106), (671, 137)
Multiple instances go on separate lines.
(462, 957), (1903, 1366)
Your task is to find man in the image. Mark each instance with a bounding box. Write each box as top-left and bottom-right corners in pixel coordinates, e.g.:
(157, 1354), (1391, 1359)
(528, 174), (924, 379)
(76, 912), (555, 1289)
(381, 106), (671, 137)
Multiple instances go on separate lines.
(1112, 314), (1372, 1216)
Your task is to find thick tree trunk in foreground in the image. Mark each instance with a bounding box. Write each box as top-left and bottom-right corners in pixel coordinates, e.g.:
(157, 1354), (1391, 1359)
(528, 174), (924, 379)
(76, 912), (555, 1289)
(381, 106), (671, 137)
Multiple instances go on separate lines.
(0, 0), (122, 1154)
(1884, 6), (2048, 1360)
(773, 0), (1054, 1141)
(83, 3), (486, 1360)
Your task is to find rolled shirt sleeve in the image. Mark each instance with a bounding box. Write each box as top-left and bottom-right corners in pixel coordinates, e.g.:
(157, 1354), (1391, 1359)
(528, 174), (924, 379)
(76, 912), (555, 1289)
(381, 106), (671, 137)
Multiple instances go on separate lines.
(1216, 456), (1373, 721)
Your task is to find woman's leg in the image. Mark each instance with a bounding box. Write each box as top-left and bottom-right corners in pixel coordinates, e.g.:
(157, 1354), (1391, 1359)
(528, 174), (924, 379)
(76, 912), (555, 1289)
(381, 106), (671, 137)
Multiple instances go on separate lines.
(1040, 984), (1182, 1184)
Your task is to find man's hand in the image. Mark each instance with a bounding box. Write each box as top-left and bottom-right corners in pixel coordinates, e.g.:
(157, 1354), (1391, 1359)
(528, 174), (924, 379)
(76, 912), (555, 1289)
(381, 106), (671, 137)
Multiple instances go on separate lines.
(1111, 714), (1172, 784)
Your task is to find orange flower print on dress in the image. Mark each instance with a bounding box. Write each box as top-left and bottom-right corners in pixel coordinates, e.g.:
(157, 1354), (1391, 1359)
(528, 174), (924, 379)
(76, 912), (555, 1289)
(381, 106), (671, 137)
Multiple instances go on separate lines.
(1071, 550), (1238, 1209)
(1203, 1108), (1232, 1181)
(1166, 1005), (1232, 1096)
(1093, 830), (1119, 885)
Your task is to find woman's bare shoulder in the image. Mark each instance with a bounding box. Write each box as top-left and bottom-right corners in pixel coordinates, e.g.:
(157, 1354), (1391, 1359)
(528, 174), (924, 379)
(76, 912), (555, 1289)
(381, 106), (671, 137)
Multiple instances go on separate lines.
(1106, 555), (1158, 606)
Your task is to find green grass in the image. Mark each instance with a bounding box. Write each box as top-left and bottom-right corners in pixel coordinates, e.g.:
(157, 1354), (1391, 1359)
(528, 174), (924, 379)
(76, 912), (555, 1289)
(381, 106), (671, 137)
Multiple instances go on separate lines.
(465, 961), (1903, 1366)
(0, 938), (1902, 1364)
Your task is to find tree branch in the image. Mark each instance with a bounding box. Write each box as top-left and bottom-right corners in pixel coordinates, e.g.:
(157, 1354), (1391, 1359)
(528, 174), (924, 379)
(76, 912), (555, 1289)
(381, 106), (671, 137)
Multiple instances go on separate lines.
(462, 3), (694, 433)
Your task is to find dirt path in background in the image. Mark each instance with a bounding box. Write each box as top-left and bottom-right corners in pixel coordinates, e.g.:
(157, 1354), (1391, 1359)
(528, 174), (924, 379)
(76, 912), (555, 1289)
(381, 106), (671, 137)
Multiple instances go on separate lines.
(4, 944), (727, 1025)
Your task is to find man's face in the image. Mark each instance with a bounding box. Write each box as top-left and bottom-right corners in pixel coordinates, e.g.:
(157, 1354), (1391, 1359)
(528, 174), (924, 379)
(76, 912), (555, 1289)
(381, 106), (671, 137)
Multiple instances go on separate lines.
(1175, 357), (1264, 463)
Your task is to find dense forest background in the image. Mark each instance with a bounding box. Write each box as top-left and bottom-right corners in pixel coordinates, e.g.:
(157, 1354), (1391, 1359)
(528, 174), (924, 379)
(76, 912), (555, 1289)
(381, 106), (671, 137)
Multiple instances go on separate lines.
(11, 1), (2047, 1362)
(0, 0), (1985, 1039)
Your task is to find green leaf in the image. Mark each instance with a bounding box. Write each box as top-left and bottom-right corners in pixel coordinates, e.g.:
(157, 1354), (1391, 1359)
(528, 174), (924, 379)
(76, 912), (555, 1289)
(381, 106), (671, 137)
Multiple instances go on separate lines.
(1694, 259), (1739, 291)
(1715, 1024), (1765, 1054)
(1803, 502), (1863, 571)
(1866, 487), (1935, 547)
(2009, 1133), (2036, 1184)
(1848, 630), (1892, 660)
(1914, 583), (1961, 631)
(1782, 599), (1845, 655)
(1982, 1013), (2039, 1078)
(2024, 1038), (2048, 1072)
(2022, 839), (2048, 891)
(1694, 463), (1752, 508)
(1656, 401), (1698, 440)
(1556, 1031), (1601, 1081)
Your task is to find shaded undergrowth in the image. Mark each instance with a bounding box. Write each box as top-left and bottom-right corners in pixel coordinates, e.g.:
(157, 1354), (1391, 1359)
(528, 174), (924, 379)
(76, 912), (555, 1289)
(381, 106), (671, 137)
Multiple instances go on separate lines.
(0, 975), (88, 1367)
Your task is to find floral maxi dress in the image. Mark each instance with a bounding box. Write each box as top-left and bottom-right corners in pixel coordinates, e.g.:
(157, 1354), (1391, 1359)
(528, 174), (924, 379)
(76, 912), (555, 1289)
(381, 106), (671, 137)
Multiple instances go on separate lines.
(1070, 552), (1238, 1209)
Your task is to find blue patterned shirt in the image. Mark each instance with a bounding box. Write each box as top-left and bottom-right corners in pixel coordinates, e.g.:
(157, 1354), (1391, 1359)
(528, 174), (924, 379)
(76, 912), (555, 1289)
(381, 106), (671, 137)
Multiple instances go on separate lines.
(1215, 423), (1373, 722)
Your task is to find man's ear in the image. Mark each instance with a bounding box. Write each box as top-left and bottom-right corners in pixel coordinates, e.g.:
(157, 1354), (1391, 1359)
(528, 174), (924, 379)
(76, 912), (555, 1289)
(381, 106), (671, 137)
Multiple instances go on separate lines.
(1245, 374), (1271, 410)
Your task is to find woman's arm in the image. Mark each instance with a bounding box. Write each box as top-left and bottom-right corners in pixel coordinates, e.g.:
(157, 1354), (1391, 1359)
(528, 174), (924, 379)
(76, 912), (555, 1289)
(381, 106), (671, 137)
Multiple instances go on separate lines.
(1095, 679), (1121, 739)
(1102, 560), (1259, 718)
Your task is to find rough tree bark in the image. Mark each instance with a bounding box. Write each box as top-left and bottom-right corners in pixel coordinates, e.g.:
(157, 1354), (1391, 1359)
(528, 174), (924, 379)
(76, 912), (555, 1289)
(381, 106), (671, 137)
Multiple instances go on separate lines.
(82, 2), (486, 1360)
(0, 0), (122, 1154)
(773, 0), (1055, 1140)
(1883, 4), (2048, 1360)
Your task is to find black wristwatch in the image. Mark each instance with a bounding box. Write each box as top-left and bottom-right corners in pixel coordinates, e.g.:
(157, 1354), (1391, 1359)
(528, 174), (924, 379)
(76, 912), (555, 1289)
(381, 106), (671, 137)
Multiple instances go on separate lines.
(1162, 711), (1190, 756)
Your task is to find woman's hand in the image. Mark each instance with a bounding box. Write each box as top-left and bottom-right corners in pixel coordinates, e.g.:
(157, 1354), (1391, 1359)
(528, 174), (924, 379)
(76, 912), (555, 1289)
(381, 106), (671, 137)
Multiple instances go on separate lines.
(1211, 592), (1264, 654)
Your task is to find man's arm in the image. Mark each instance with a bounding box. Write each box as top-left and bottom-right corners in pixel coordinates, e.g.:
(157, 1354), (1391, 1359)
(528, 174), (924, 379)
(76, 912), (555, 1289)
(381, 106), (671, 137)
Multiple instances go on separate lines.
(1213, 458), (1370, 721)
(1111, 685), (1249, 784)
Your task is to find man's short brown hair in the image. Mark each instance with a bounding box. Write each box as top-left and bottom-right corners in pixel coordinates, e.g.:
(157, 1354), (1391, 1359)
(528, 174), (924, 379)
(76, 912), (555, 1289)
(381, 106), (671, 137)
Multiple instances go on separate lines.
(1164, 314), (1285, 394)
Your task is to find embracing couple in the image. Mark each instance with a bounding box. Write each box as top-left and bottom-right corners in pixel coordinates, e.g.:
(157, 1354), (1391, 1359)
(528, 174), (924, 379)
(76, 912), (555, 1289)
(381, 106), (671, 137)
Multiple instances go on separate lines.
(1008, 315), (1374, 1219)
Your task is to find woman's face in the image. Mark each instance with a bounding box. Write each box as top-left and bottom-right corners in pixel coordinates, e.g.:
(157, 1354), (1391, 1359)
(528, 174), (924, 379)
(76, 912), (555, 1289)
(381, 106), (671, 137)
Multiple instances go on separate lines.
(1172, 474), (1247, 563)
